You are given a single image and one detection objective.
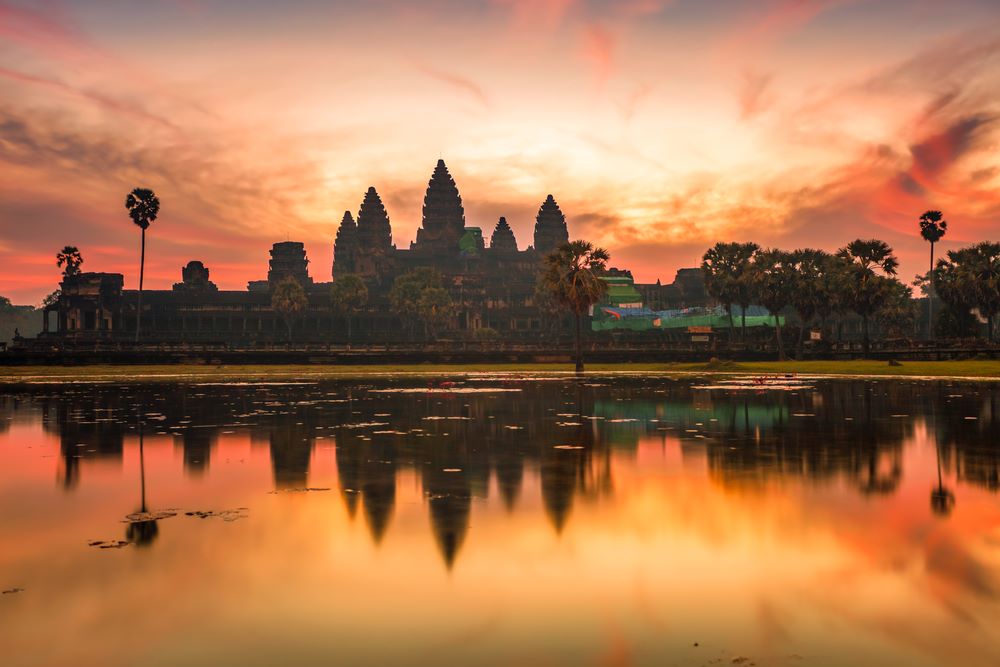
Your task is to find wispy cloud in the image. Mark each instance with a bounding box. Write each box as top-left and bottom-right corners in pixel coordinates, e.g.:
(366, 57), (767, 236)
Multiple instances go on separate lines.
(415, 64), (490, 109)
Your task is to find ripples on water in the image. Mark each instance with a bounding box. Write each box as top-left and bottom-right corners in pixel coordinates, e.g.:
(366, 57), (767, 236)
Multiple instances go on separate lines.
(0, 375), (998, 666)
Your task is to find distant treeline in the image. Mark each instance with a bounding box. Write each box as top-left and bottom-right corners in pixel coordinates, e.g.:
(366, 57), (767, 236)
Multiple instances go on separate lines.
(701, 239), (999, 358)
(0, 297), (42, 344)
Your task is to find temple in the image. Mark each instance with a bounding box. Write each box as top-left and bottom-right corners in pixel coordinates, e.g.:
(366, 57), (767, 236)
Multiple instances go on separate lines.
(39, 160), (709, 344)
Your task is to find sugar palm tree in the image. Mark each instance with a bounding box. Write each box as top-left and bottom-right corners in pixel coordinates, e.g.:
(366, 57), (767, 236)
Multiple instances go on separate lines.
(787, 249), (834, 357)
(749, 249), (796, 360)
(935, 242), (1000, 342)
(272, 276), (308, 342)
(836, 239), (898, 356)
(125, 188), (160, 343)
(540, 240), (609, 373)
(701, 241), (759, 340)
(55, 245), (83, 277)
(330, 274), (368, 343)
(919, 210), (947, 339)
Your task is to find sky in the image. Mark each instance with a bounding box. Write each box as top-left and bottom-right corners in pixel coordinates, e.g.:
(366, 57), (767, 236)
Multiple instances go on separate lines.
(1, 0), (999, 304)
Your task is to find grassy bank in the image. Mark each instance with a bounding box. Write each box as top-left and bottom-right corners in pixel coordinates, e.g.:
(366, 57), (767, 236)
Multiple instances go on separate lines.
(0, 359), (997, 383)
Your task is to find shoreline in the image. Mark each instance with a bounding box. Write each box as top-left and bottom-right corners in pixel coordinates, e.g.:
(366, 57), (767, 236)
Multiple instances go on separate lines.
(0, 360), (998, 383)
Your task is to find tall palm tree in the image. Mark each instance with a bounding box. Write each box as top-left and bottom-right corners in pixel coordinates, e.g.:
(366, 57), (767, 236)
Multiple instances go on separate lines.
(55, 245), (83, 277)
(125, 188), (160, 343)
(836, 239), (898, 356)
(540, 240), (610, 373)
(919, 210), (947, 339)
(701, 242), (759, 340)
(272, 276), (308, 342)
(330, 274), (369, 343)
(749, 249), (796, 360)
(935, 242), (1000, 342)
(787, 248), (834, 357)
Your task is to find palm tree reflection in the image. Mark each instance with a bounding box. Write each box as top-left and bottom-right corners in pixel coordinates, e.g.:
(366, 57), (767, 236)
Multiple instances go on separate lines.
(931, 438), (955, 516)
(126, 415), (159, 547)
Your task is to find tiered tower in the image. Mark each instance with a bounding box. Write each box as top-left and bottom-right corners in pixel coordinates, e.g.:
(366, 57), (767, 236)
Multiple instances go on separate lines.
(355, 187), (393, 279)
(489, 217), (518, 254)
(414, 159), (466, 253)
(533, 195), (569, 255)
(332, 210), (358, 279)
(267, 242), (312, 287)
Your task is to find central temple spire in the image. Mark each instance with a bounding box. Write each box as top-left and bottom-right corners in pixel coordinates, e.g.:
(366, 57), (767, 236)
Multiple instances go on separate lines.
(355, 187), (393, 280)
(332, 210), (357, 279)
(414, 159), (466, 253)
(533, 194), (569, 255)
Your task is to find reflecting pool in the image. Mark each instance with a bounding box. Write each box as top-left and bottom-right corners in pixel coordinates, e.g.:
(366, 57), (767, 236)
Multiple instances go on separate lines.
(1, 375), (999, 666)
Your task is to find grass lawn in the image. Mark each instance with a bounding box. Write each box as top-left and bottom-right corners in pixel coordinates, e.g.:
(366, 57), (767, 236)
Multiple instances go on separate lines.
(0, 359), (997, 383)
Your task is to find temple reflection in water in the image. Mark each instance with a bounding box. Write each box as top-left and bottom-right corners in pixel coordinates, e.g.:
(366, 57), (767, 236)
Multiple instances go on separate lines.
(4, 377), (998, 567)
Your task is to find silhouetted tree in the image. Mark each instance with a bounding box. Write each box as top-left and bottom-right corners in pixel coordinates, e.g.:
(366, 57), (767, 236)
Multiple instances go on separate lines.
(918, 210), (947, 340)
(540, 240), (609, 373)
(787, 249), (835, 356)
(55, 245), (83, 277)
(271, 276), (308, 342)
(417, 286), (452, 340)
(836, 239), (898, 356)
(389, 267), (444, 340)
(749, 249), (796, 360)
(125, 188), (160, 343)
(701, 242), (759, 339)
(934, 242), (1000, 342)
(330, 274), (368, 342)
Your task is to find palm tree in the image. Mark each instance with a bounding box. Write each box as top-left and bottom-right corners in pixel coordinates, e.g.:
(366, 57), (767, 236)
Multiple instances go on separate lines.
(540, 240), (610, 373)
(55, 245), (83, 277)
(389, 268), (443, 340)
(935, 242), (1000, 342)
(417, 287), (453, 340)
(919, 210), (947, 339)
(701, 242), (759, 340)
(836, 239), (899, 356)
(272, 276), (308, 342)
(749, 249), (796, 360)
(787, 249), (833, 356)
(330, 274), (368, 343)
(125, 188), (160, 343)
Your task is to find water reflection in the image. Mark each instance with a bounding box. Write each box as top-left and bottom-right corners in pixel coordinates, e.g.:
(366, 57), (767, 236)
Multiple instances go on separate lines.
(2, 377), (1000, 666)
(0, 377), (994, 569)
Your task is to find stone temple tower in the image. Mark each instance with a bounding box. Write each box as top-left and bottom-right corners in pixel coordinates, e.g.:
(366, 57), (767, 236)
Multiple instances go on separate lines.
(414, 159), (466, 253)
(332, 210), (357, 279)
(354, 187), (393, 280)
(489, 217), (518, 254)
(533, 194), (569, 255)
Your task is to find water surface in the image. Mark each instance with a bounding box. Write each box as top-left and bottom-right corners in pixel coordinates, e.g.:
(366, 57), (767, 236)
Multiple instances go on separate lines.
(1, 375), (999, 666)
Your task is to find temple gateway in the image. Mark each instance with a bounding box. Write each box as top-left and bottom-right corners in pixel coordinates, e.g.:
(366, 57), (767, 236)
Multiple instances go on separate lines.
(41, 160), (707, 344)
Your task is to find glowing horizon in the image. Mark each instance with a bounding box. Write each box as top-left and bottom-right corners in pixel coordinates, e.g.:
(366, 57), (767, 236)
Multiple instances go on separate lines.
(2, 0), (999, 304)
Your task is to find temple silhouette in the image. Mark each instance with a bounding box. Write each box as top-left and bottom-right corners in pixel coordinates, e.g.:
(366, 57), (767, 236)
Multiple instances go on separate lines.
(39, 160), (707, 344)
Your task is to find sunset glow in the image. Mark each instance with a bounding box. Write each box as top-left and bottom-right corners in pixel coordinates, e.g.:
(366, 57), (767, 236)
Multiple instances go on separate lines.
(2, 0), (999, 303)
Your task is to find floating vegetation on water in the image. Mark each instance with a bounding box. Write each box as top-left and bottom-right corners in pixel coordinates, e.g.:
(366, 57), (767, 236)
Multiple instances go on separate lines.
(268, 488), (330, 494)
(368, 387), (522, 393)
(123, 510), (178, 523)
(185, 509), (249, 521)
(89, 540), (130, 549)
(694, 384), (814, 391)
